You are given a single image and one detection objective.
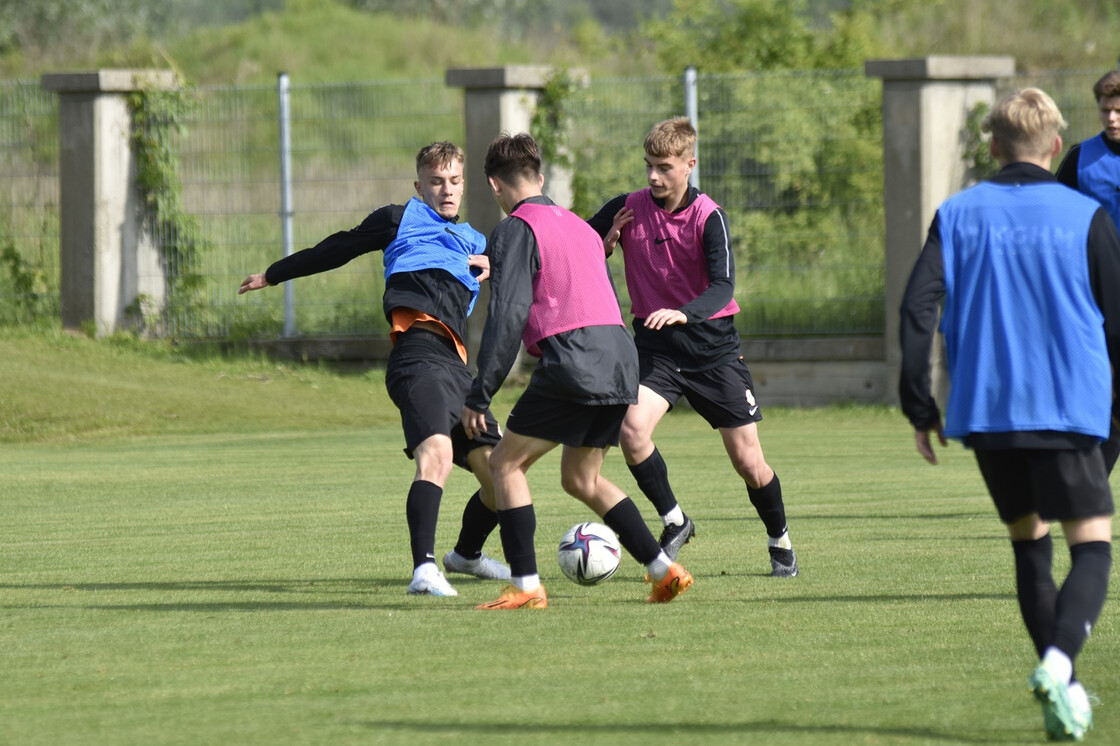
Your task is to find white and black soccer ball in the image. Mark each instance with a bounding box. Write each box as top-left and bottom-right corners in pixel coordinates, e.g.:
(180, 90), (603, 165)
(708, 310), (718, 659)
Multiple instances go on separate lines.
(557, 522), (622, 585)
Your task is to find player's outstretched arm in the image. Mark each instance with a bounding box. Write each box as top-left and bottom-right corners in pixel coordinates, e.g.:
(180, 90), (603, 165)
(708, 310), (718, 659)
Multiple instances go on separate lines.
(238, 273), (272, 294)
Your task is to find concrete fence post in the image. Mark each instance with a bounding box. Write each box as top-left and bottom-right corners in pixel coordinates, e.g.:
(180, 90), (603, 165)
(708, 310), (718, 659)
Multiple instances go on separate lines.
(446, 65), (576, 369)
(865, 56), (1016, 405)
(41, 69), (177, 335)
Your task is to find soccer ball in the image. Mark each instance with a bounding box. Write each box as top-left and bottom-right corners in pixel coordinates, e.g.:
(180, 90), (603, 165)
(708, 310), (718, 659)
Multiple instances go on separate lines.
(557, 522), (622, 585)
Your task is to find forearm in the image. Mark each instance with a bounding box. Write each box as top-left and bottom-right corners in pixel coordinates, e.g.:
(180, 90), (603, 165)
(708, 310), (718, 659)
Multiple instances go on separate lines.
(898, 223), (946, 428)
(680, 209), (735, 321)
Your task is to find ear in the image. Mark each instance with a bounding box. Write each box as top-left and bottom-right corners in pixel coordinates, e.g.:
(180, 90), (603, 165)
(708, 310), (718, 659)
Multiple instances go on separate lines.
(537, 172), (545, 189)
(487, 176), (501, 197)
(989, 137), (1001, 161)
(413, 180), (422, 197)
(1050, 134), (1063, 159)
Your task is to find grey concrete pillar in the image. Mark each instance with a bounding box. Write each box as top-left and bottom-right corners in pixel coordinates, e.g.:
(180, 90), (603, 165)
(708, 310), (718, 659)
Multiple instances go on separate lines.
(865, 56), (1015, 405)
(41, 69), (177, 335)
(446, 65), (575, 369)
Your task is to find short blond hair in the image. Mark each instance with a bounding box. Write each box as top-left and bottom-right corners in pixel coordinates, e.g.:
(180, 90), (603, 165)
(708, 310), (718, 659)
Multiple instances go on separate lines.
(416, 141), (464, 174)
(981, 88), (1066, 162)
(644, 117), (696, 159)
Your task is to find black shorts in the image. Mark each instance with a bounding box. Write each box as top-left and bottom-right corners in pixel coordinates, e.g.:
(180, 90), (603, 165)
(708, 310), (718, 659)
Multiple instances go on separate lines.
(973, 447), (1115, 524)
(640, 355), (762, 429)
(506, 387), (628, 449)
(385, 328), (501, 469)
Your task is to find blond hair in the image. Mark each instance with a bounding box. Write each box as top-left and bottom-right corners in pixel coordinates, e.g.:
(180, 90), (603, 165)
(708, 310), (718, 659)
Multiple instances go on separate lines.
(416, 141), (464, 174)
(644, 116), (696, 159)
(981, 88), (1066, 162)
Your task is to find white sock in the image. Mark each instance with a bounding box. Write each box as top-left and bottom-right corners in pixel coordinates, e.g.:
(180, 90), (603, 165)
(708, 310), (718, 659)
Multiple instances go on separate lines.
(768, 530), (792, 550)
(1041, 647), (1073, 685)
(662, 505), (684, 526)
(511, 574), (540, 592)
(646, 551), (673, 580)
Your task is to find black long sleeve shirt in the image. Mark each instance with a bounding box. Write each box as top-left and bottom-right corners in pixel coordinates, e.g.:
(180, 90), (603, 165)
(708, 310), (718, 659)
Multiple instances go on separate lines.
(466, 195), (638, 413)
(262, 204), (477, 343)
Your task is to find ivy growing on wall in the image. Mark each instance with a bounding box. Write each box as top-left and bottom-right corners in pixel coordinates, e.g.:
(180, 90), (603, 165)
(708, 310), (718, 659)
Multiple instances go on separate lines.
(529, 69), (592, 215)
(127, 86), (207, 333)
(963, 100), (998, 182)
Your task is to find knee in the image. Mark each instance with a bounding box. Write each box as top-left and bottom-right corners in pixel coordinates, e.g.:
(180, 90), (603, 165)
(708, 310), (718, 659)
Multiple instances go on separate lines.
(560, 471), (591, 499)
(619, 420), (650, 460)
(414, 440), (454, 484)
(735, 457), (772, 489)
(487, 446), (522, 482)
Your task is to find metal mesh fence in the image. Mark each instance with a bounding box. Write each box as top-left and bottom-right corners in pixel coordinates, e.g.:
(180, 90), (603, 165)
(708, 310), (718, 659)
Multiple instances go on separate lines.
(567, 70), (885, 337)
(0, 81), (58, 325)
(166, 78), (463, 339)
(0, 69), (1107, 340)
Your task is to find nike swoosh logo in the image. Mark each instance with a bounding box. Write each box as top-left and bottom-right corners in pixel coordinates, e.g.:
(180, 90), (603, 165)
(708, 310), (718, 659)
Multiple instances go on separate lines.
(748, 406), (759, 416)
(654, 237), (671, 244)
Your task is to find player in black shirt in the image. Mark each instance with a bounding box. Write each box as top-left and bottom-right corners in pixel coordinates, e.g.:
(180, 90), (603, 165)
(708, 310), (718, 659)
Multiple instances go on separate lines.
(239, 142), (508, 598)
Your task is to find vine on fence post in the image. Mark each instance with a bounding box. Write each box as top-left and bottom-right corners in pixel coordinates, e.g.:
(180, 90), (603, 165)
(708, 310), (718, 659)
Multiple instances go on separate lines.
(127, 85), (206, 335)
(530, 69), (591, 215)
(963, 101), (997, 182)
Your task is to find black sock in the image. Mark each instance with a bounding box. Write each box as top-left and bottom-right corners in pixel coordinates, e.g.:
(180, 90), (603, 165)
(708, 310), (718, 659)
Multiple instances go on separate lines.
(1011, 534), (1058, 657)
(405, 480), (442, 569)
(1052, 541), (1112, 660)
(452, 490), (498, 560)
(603, 497), (662, 565)
(627, 447), (679, 517)
(747, 472), (787, 539)
(497, 504), (537, 578)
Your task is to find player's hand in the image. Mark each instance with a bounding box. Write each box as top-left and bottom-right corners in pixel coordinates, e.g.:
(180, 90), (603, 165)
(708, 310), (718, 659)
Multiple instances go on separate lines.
(468, 254), (490, 282)
(643, 308), (687, 330)
(239, 273), (271, 294)
(461, 406), (488, 439)
(603, 207), (634, 254)
(914, 424), (947, 465)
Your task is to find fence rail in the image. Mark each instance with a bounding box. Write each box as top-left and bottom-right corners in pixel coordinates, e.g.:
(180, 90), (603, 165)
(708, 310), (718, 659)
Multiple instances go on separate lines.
(0, 68), (1107, 340)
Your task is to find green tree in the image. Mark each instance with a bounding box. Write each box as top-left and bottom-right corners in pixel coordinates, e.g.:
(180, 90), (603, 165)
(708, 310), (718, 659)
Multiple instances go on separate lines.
(635, 1), (888, 334)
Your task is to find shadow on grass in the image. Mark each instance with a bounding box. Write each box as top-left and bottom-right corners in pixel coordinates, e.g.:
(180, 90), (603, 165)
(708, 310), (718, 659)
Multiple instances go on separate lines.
(0, 578), (454, 612)
(0, 578), (1017, 610)
(354, 718), (1034, 743)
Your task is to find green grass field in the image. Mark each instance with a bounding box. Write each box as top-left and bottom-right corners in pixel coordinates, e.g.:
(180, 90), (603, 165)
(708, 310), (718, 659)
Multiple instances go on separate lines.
(0, 330), (1116, 745)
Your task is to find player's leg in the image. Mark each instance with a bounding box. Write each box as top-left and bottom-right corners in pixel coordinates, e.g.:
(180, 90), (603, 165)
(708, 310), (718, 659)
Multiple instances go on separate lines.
(1028, 513), (1112, 741)
(385, 334), (469, 597)
(475, 429), (555, 609)
(442, 407), (510, 581)
(983, 447), (1114, 740)
(621, 372), (695, 559)
(977, 449), (1059, 658)
(559, 443), (692, 603)
(401, 434), (459, 596)
(441, 444), (510, 581)
(1004, 512), (1058, 659)
(719, 422), (796, 576)
(1058, 514), (1113, 738)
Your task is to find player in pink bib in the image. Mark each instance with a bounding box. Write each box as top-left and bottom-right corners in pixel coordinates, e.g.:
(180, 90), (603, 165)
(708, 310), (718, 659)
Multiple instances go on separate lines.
(587, 117), (798, 577)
